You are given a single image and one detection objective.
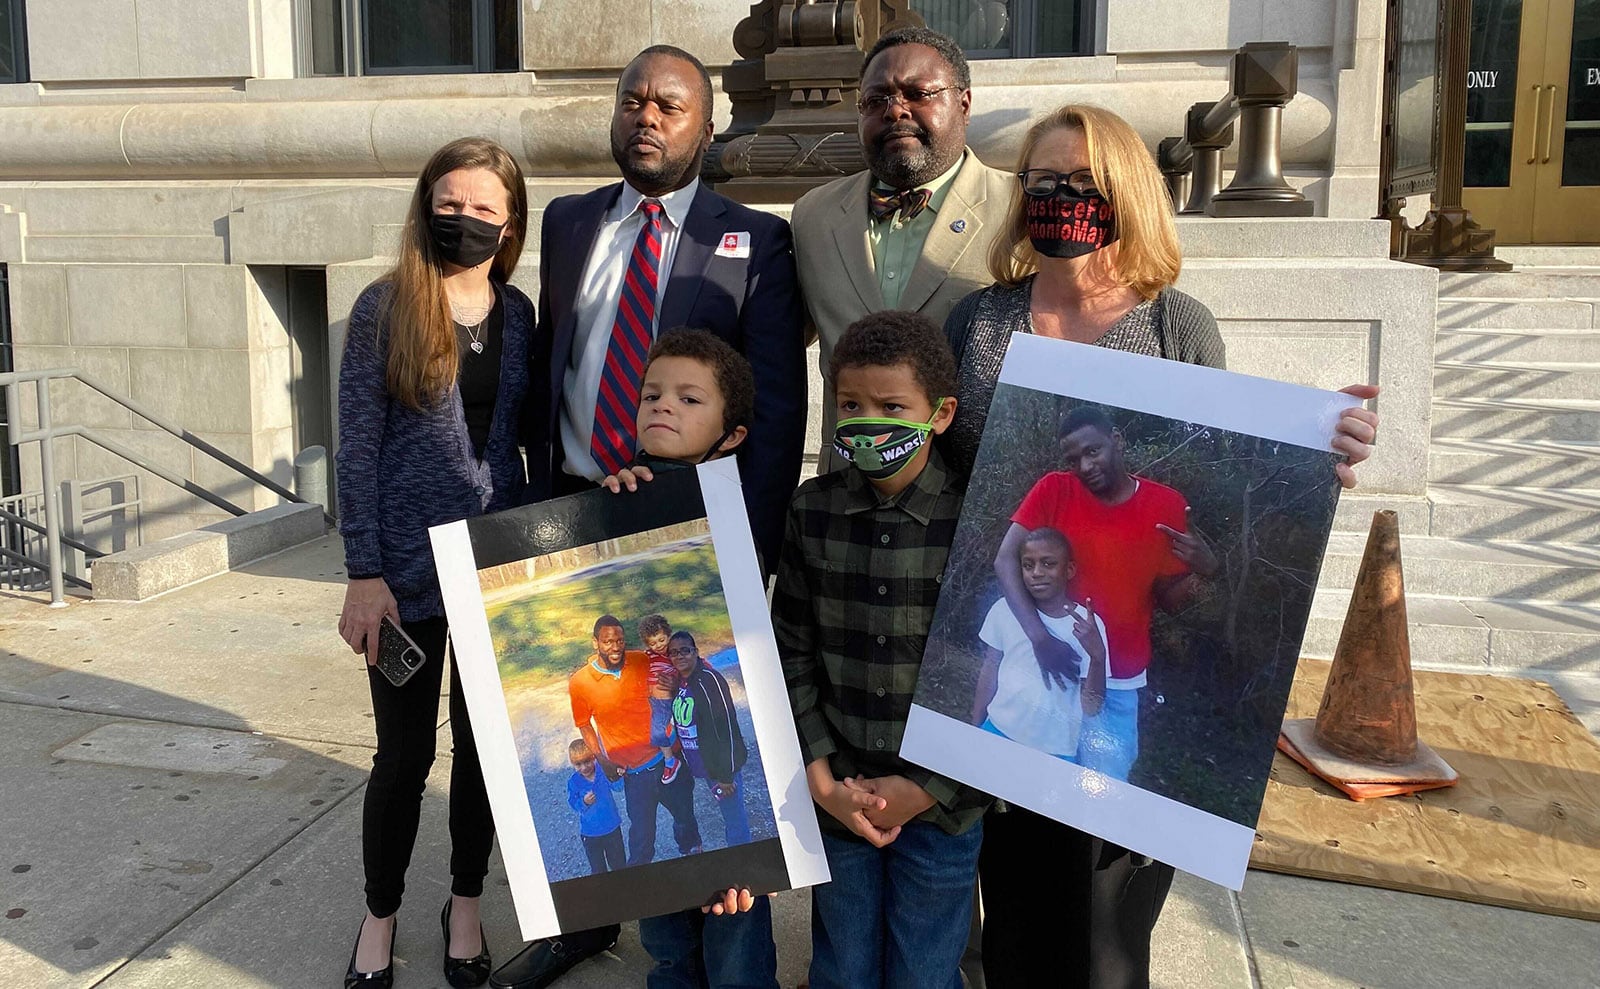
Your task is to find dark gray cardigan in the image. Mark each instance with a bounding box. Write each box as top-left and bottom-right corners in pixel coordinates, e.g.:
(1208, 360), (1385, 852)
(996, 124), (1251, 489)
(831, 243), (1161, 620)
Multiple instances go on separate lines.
(336, 280), (533, 621)
(939, 276), (1226, 479)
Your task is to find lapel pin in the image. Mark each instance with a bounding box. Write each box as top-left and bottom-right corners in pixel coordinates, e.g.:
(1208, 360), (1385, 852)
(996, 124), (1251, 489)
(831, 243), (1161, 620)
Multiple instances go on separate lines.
(950, 219), (967, 233)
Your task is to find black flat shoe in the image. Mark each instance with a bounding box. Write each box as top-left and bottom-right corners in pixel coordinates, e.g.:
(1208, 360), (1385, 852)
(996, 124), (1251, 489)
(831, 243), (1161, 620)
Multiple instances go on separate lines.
(344, 914), (395, 989)
(441, 898), (492, 989)
(487, 926), (619, 989)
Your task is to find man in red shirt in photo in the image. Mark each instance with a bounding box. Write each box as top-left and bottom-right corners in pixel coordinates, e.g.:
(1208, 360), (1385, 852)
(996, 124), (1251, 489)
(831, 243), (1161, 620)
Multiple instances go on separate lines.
(569, 614), (702, 864)
(993, 405), (1216, 780)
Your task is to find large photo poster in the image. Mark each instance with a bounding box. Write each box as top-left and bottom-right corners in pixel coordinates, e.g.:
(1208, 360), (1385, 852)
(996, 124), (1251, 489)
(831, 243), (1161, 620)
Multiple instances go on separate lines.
(432, 459), (828, 940)
(904, 334), (1359, 888)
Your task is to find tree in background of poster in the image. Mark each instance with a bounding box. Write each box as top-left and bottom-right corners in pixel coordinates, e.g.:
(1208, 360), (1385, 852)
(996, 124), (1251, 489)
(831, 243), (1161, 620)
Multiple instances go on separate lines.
(904, 334), (1358, 889)
(432, 459), (827, 939)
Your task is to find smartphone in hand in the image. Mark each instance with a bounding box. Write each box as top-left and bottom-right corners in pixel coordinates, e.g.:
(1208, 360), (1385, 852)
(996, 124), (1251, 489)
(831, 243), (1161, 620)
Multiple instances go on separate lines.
(375, 616), (427, 687)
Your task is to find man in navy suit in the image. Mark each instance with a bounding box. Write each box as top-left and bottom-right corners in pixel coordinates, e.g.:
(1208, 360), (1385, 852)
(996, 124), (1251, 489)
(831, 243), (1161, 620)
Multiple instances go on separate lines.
(522, 43), (806, 574)
(496, 45), (798, 989)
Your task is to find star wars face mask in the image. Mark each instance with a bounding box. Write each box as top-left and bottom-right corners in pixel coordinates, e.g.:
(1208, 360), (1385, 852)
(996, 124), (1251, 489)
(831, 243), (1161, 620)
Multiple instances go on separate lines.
(832, 403), (944, 481)
(428, 212), (506, 268)
(1020, 169), (1118, 260)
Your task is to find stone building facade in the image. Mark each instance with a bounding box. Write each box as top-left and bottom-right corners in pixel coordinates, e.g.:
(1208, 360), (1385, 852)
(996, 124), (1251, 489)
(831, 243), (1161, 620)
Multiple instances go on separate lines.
(0, 0), (1405, 544)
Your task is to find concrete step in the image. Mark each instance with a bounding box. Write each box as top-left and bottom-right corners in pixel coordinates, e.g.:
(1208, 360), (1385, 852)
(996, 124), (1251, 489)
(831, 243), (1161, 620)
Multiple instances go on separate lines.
(1438, 271), (1600, 299)
(1331, 492), (1431, 535)
(1434, 298), (1596, 330)
(1434, 327), (1600, 363)
(1304, 592), (1600, 674)
(1495, 245), (1600, 267)
(1433, 361), (1600, 400)
(1428, 397), (1600, 442)
(1428, 437), (1600, 487)
(1317, 532), (1600, 601)
(1426, 484), (1600, 543)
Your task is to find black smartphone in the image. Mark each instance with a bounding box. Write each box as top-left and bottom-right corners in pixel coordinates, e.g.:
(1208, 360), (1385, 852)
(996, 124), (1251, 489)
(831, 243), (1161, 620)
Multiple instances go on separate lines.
(375, 616), (427, 687)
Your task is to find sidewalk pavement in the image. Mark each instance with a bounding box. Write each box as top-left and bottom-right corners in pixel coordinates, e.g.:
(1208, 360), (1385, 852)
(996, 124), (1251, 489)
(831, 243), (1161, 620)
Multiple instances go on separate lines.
(1, 535), (1596, 988)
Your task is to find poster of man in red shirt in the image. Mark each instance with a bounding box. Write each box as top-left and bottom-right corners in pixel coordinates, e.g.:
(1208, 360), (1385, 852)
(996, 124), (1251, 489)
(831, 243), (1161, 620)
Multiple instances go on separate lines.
(903, 335), (1358, 890)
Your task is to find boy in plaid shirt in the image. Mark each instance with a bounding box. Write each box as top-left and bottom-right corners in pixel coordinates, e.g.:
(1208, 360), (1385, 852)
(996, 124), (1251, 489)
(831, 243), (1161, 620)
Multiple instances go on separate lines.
(773, 311), (990, 989)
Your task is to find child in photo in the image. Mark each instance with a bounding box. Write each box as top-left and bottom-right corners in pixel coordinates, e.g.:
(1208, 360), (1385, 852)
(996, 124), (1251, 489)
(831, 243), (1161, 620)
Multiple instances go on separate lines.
(595, 328), (778, 984)
(668, 630), (753, 847)
(565, 738), (625, 876)
(773, 311), (992, 989)
(638, 613), (683, 784)
(971, 527), (1108, 760)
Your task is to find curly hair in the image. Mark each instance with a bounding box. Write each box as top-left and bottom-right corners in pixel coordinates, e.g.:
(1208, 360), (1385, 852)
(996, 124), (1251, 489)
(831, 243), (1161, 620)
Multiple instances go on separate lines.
(861, 27), (971, 91)
(646, 328), (756, 432)
(637, 614), (672, 641)
(828, 310), (957, 405)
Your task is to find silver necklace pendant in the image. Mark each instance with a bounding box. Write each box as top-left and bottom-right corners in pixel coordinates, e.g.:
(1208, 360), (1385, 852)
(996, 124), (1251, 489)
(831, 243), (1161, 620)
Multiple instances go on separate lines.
(470, 339), (485, 354)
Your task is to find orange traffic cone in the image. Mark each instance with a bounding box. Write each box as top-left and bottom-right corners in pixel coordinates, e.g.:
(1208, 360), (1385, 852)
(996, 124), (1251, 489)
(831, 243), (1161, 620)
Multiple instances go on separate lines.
(1279, 510), (1458, 800)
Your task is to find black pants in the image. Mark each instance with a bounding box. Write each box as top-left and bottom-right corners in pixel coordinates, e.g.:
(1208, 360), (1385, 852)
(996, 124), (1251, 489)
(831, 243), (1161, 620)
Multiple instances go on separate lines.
(362, 615), (494, 918)
(581, 828), (626, 875)
(979, 805), (1175, 989)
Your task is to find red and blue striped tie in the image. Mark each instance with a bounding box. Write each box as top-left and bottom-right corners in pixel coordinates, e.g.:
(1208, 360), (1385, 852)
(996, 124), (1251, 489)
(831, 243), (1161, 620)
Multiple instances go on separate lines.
(591, 199), (664, 476)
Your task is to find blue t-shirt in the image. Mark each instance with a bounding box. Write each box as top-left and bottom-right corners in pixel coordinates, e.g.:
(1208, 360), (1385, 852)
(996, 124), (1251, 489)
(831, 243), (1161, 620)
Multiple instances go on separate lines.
(567, 770), (623, 837)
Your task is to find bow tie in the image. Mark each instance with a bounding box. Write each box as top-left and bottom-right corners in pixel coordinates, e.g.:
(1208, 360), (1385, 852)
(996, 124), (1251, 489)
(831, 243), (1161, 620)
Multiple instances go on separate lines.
(869, 187), (933, 223)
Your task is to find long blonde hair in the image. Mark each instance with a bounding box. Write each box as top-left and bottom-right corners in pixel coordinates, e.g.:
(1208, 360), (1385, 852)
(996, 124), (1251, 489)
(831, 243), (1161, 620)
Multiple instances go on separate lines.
(987, 105), (1181, 299)
(381, 137), (529, 410)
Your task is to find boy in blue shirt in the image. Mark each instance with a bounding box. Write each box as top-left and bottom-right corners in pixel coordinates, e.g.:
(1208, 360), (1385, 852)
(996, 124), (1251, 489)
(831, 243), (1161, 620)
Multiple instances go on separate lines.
(565, 738), (625, 875)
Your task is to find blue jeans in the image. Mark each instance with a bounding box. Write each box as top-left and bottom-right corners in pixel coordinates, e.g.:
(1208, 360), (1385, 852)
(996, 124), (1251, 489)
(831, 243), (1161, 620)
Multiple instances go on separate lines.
(810, 820), (983, 989)
(979, 717), (1079, 765)
(651, 696), (676, 749)
(713, 769), (752, 847)
(1076, 686), (1140, 781)
(623, 754), (702, 865)
(637, 896), (777, 989)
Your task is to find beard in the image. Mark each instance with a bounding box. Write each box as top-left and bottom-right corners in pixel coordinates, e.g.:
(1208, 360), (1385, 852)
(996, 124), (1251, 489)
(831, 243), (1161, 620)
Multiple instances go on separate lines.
(866, 123), (963, 190)
(611, 129), (704, 193)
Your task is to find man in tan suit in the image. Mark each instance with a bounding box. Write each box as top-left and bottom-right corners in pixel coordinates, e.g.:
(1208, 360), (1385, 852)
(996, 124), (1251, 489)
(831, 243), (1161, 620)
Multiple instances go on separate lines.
(791, 26), (1015, 463)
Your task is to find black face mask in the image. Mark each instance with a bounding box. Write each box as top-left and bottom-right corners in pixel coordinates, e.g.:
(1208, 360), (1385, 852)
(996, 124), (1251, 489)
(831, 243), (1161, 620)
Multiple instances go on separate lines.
(429, 212), (505, 268)
(630, 429), (736, 474)
(1026, 189), (1118, 260)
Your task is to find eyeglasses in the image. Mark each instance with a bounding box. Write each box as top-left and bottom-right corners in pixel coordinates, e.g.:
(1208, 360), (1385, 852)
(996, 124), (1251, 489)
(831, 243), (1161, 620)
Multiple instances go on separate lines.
(1018, 168), (1101, 198)
(856, 85), (959, 115)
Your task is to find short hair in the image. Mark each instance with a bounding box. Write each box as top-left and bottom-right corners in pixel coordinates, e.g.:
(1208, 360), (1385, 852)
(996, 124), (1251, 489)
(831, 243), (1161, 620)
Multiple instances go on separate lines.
(668, 629), (697, 651)
(1023, 526), (1073, 561)
(1058, 405), (1117, 441)
(630, 44), (714, 122)
(593, 615), (623, 638)
(638, 614), (672, 640)
(647, 328), (756, 432)
(861, 27), (971, 91)
(828, 311), (957, 405)
(989, 104), (1181, 298)
(568, 738), (594, 759)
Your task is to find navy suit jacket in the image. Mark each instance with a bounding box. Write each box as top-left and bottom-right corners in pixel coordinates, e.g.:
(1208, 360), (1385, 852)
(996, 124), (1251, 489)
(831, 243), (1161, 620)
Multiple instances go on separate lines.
(524, 181), (807, 570)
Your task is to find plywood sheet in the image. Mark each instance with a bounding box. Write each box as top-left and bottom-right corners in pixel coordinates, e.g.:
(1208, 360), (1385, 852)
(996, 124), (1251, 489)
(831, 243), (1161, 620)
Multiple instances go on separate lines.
(1251, 660), (1600, 920)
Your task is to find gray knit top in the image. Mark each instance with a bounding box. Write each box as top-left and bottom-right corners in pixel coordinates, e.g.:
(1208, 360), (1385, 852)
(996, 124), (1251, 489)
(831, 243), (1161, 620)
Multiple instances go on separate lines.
(939, 275), (1226, 479)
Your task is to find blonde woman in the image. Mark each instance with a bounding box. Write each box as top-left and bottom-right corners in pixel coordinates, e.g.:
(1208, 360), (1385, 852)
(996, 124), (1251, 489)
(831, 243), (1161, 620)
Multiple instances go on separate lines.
(335, 137), (531, 989)
(940, 105), (1379, 988)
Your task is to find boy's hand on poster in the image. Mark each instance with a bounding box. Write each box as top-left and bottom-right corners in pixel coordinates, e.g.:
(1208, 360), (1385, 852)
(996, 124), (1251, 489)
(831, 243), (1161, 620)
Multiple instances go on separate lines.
(599, 464), (656, 493)
(1028, 634), (1077, 690)
(808, 760), (897, 847)
(1156, 509), (1218, 577)
(338, 577), (400, 665)
(582, 790), (596, 806)
(701, 887), (776, 915)
(1332, 384), (1379, 489)
(849, 775), (935, 831)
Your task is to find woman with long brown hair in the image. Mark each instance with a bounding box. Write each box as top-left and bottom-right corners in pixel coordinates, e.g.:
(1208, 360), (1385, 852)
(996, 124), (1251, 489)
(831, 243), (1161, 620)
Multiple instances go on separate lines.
(334, 136), (532, 989)
(941, 105), (1379, 988)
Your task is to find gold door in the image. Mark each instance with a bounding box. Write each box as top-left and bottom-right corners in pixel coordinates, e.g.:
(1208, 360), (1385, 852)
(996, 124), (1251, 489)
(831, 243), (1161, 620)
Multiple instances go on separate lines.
(1464, 0), (1600, 243)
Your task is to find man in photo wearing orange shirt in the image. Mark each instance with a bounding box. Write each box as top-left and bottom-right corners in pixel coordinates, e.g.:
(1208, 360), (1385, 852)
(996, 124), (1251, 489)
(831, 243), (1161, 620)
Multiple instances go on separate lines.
(569, 614), (702, 865)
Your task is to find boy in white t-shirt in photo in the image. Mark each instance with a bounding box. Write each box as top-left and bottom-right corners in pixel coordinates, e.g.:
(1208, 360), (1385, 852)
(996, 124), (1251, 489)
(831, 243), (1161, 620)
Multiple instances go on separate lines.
(971, 526), (1108, 759)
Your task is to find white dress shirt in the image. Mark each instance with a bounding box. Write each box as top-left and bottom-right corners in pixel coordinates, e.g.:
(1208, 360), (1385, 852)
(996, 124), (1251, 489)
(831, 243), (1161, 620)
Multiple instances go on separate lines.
(560, 179), (700, 482)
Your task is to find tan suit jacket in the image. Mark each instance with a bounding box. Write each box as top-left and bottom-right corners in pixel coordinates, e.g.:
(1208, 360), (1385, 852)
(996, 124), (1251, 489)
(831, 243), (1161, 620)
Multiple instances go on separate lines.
(791, 149), (1017, 465)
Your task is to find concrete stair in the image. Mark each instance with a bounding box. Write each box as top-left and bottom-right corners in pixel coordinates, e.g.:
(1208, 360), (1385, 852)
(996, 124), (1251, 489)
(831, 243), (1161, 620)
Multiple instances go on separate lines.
(1313, 263), (1600, 677)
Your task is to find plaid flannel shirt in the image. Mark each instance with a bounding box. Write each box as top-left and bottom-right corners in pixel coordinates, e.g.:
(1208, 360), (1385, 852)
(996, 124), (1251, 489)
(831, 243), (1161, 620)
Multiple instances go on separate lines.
(773, 448), (990, 836)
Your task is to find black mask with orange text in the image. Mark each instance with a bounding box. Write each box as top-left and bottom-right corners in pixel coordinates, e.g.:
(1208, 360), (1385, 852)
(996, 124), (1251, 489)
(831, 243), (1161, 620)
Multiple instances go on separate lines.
(1026, 189), (1118, 259)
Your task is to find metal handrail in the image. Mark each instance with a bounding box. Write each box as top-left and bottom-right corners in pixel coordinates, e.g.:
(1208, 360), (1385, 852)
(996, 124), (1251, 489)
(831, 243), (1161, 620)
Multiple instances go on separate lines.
(0, 503), (103, 558)
(0, 543), (91, 589)
(1, 367), (338, 605)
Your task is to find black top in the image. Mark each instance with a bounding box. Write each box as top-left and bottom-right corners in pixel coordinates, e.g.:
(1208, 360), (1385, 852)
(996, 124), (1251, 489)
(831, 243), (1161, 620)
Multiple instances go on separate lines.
(454, 290), (504, 461)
